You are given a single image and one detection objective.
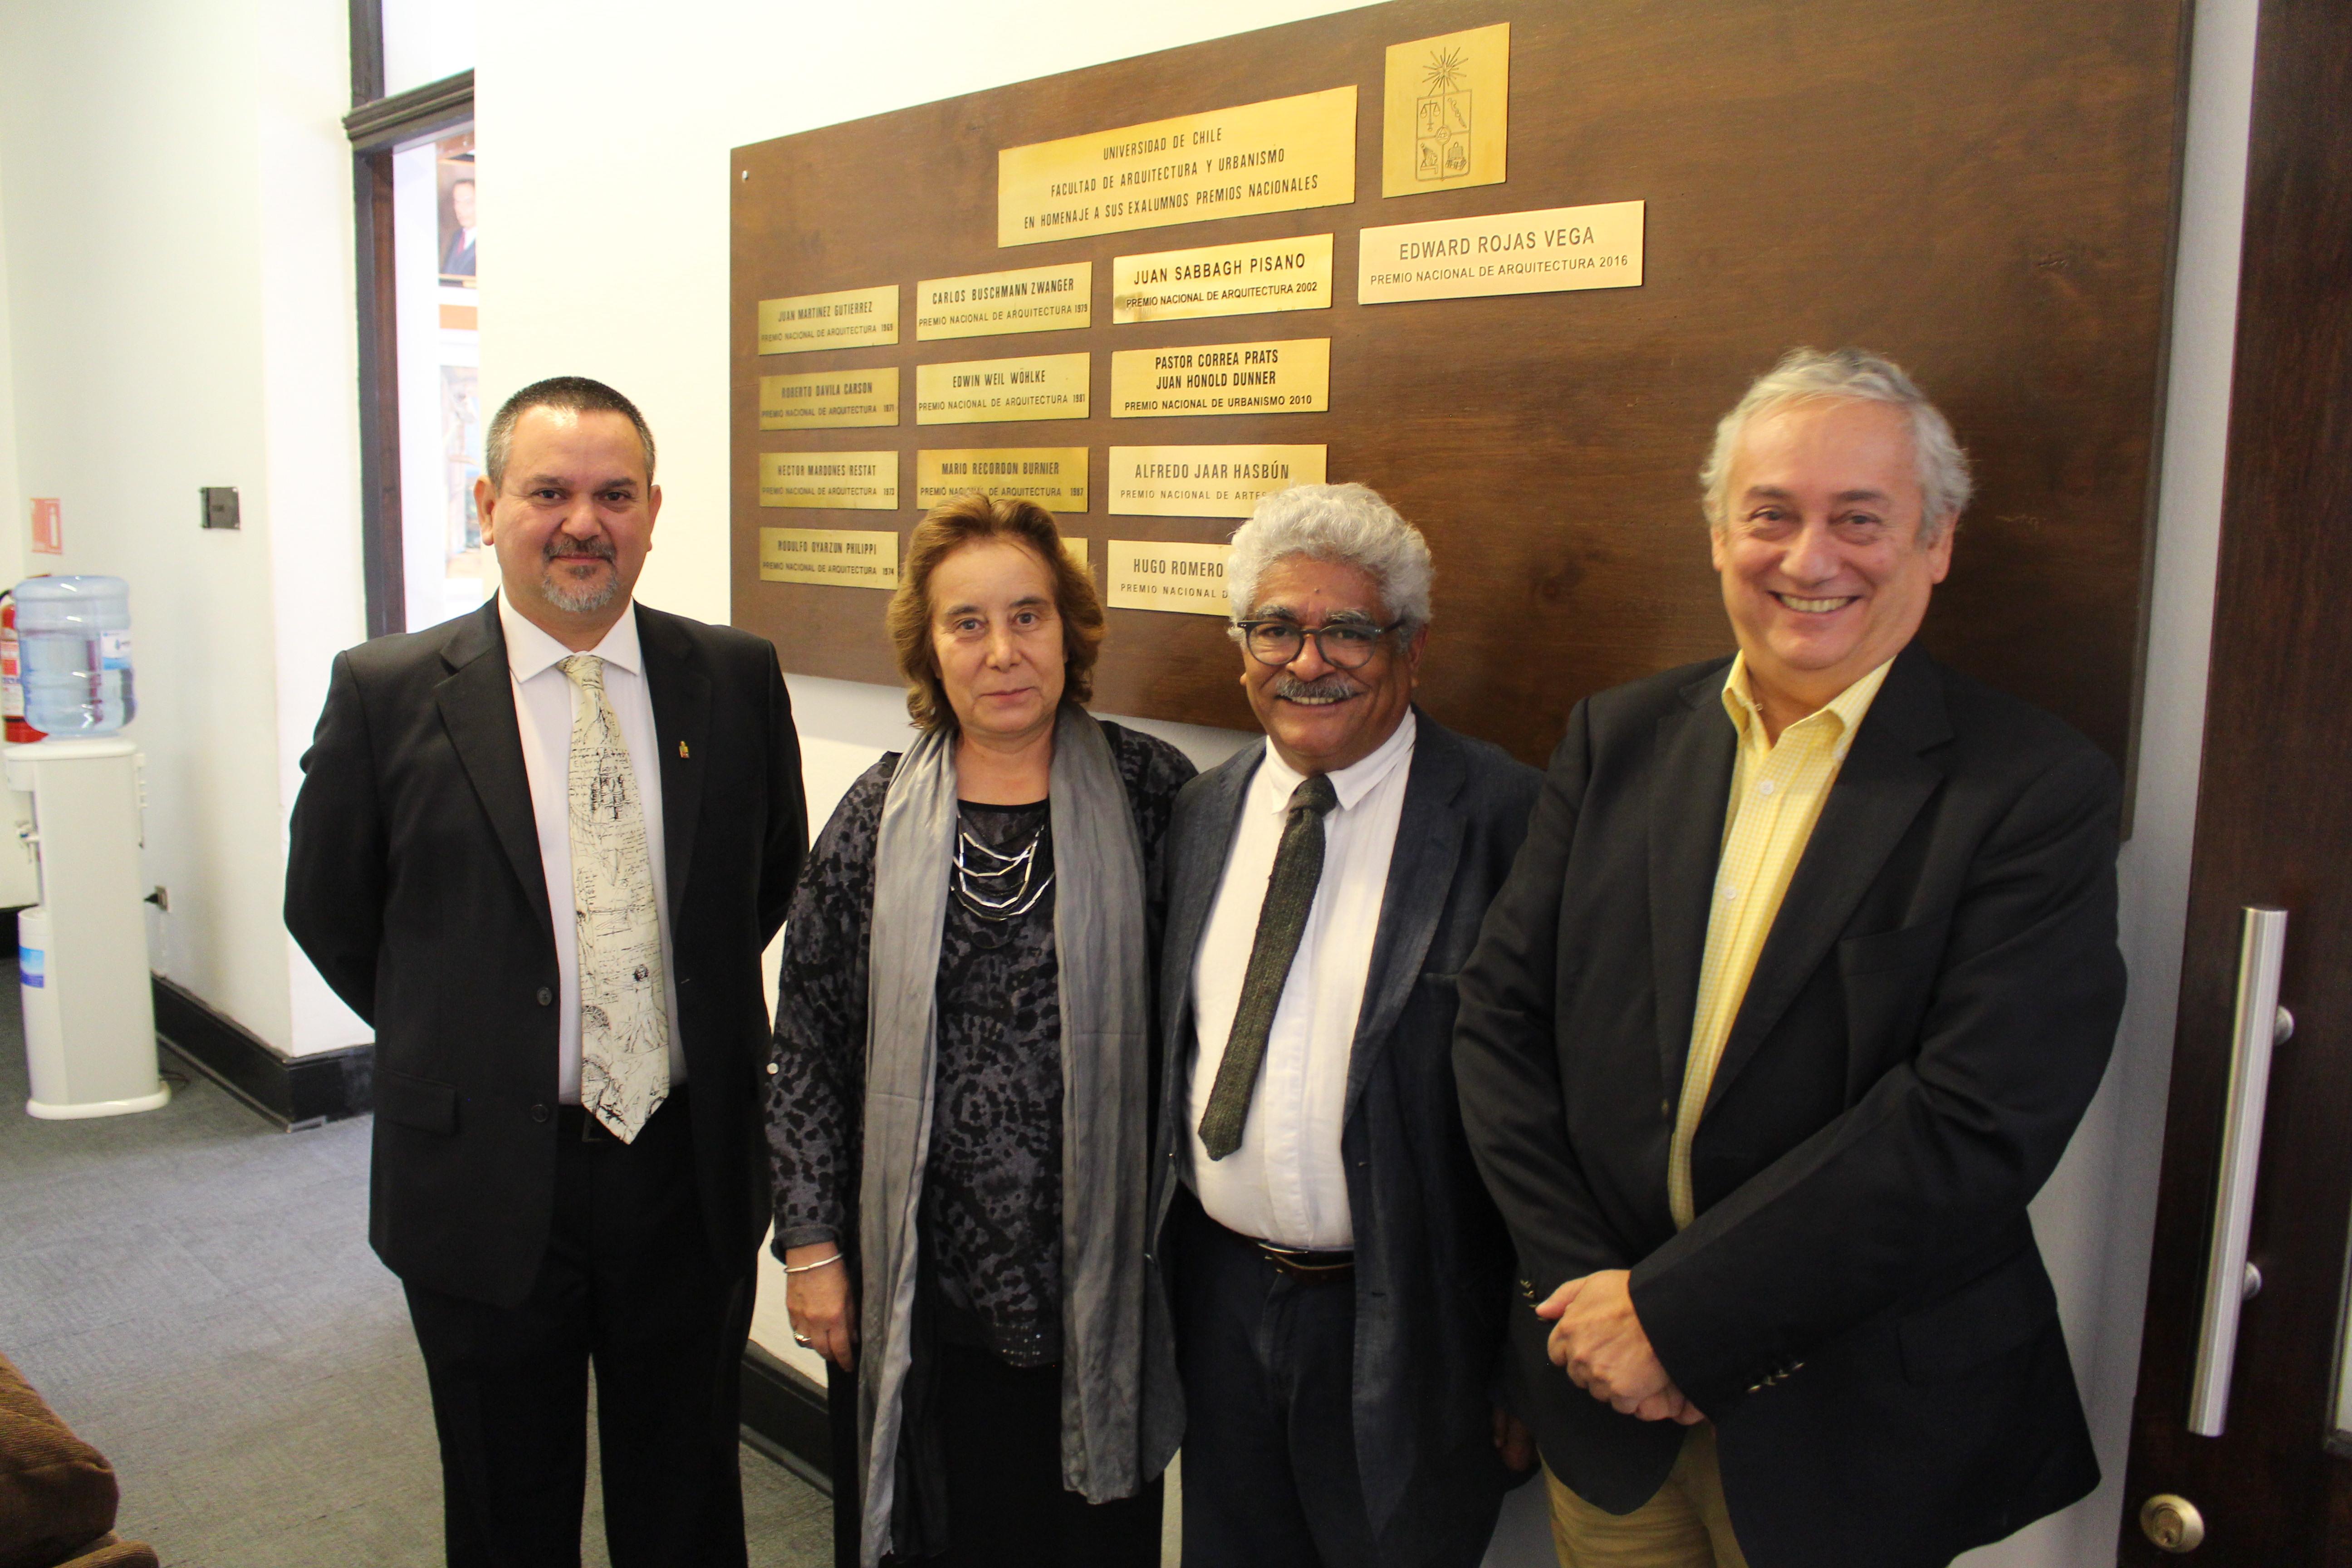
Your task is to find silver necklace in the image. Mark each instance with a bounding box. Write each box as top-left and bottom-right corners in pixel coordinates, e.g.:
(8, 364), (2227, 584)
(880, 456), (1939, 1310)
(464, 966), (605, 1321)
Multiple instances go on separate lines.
(953, 819), (1054, 921)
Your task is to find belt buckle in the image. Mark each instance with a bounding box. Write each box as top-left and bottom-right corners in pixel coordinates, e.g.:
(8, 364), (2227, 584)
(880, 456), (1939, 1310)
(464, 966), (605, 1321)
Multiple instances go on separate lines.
(557, 1105), (613, 1144)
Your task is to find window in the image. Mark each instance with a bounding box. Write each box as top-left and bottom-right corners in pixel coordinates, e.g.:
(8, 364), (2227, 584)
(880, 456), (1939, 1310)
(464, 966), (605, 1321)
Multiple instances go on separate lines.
(393, 128), (484, 628)
(345, 0), (476, 636)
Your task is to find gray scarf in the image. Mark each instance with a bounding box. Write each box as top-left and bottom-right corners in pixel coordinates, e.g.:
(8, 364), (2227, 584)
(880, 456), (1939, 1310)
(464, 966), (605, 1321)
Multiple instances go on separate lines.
(855, 704), (1161, 1566)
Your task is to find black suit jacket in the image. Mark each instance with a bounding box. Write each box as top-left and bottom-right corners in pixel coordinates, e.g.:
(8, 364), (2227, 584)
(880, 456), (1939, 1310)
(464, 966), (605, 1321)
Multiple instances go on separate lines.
(285, 598), (806, 1308)
(1454, 647), (2122, 1568)
(1149, 713), (1541, 1563)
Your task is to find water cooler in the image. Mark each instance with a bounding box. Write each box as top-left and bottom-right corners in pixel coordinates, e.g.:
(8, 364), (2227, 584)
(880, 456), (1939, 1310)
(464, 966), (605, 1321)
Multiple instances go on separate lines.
(10, 740), (163, 1118)
(7, 573), (163, 1120)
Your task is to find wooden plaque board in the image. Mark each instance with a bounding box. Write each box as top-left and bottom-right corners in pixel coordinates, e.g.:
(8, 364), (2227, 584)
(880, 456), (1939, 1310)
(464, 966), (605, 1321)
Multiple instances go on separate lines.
(732, 0), (2189, 766)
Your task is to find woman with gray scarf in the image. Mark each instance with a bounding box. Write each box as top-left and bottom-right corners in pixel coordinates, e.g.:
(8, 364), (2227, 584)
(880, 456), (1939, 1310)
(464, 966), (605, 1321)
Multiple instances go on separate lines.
(766, 495), (1193, 1568)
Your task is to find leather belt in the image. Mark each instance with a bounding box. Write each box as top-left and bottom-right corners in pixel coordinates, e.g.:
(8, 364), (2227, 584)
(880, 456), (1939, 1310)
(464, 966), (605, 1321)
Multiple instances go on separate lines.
(1247, 1237), (1355, 1285)
(1182, 1189), (1354, 1284)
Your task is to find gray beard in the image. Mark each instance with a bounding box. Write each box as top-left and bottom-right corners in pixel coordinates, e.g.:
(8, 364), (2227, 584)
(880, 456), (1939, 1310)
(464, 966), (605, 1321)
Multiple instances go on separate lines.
(538, 552), (617, 615)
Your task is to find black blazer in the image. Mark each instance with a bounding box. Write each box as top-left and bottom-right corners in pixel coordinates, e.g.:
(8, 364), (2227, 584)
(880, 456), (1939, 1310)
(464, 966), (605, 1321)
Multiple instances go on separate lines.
(1149, 712), (1541, 1564)
(285, 598), (806, 1308)
(1454, 647), (2122, 1568)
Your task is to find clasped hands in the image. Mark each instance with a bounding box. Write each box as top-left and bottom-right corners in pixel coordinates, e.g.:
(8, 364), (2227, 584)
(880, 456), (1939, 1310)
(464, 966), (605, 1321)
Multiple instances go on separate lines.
(1537, 1269), (1704, 1426)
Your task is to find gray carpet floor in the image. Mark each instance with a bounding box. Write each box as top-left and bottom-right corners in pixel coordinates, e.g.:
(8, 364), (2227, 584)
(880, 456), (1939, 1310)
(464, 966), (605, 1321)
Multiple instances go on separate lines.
(0, 983), (832, 1568)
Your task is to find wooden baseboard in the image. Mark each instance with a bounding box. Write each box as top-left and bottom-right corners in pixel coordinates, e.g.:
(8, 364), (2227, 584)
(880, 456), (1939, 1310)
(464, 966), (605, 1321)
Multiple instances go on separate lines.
(150, 974), (373, 1130)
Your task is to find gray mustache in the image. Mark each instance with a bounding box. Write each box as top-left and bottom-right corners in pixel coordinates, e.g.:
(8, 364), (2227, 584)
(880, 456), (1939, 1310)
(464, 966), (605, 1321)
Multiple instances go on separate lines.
(1274, 674), (1356, 702)
(546, 539), (616, 563)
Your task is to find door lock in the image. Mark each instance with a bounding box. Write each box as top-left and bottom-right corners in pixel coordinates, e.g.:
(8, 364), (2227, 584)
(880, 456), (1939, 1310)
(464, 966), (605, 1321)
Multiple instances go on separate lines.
(2140, 1494), (2206, 1553)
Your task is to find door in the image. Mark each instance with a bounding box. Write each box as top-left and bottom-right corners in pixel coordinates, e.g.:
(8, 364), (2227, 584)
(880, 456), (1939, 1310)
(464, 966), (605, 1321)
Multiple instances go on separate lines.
(2119, 0), (2352, 1558)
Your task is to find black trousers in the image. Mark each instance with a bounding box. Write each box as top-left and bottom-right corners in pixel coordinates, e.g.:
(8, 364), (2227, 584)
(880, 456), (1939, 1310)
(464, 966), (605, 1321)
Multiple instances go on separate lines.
(1170, 1188), (1378, 1568)
(830, 1343), (1163, 1568)
(403, 1091), (754, 1568)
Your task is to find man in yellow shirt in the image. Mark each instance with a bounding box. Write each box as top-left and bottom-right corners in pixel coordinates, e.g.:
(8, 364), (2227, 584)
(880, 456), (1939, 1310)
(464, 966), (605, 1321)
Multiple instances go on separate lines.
(1455, 348), (2125, 1568)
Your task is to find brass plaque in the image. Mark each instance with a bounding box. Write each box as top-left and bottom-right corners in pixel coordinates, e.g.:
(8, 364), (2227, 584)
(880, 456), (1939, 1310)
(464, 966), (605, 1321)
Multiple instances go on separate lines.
(758, 368), (900, 430)
(735, 0), (2188, 770)
(1063, 536), (1090, 568)
(999, 86), (1357, 247)
(916, 447), (1090, 511)
(1106, 540), (1234, 616)
(1382, 23), (1509, 196)
(1358, 201), (1644, 304)
(915, 352), (1091, 425)
(758, 451), (901, 510)
(759, 527), (902, 589)
(1111, 339), (1331, 418)
(1112, 234), (1334, 325)
(755, 284), (900, 354)
(916, 262), (1093, 340)
(1107, 445), (1326, 518)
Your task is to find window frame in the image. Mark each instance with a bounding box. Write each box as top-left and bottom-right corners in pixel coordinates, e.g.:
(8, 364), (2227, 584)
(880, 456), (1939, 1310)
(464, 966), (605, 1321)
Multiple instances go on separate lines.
(345, 1), (474, 637)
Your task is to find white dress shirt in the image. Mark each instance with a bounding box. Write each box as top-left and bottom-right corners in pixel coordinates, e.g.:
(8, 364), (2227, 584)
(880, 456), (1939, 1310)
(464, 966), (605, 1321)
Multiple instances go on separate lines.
(1188, 708), (1417, 1248)
(498, 593), (685, 1101)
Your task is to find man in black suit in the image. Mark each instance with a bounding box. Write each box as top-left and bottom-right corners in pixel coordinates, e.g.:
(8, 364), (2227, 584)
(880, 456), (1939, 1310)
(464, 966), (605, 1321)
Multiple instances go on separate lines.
(1148, 483), (1541, 1568)
(441, 177), (477, 279)
(1454, 348), (2125, 1568)
(286, 376), (805, 1568)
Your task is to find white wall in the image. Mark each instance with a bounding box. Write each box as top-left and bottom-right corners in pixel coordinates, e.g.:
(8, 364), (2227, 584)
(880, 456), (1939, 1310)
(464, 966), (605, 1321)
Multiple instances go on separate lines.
(0, 144), (38, 911)
(0, 148), (19, 601)
(472, 2), (2253, 1563)
(381, 0), (477, 98)
(257, 0), (374, 1054)
(0, 0), (367, 1055)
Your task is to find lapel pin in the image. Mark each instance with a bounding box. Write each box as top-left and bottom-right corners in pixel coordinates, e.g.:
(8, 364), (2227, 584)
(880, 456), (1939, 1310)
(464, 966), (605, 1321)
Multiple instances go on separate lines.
(678, 741), (690, 759)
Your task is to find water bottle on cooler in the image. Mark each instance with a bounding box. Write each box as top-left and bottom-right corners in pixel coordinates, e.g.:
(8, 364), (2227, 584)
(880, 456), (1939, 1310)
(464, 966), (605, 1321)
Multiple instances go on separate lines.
(14, 576), (136, 737)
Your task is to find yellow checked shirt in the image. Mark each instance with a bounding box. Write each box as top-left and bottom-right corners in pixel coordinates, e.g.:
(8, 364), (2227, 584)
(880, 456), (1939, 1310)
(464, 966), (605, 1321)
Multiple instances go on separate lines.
(1666, 653), (1896, 1229)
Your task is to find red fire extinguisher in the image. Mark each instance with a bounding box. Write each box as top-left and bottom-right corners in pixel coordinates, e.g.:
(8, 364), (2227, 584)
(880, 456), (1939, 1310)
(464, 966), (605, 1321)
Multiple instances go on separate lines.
(3, 593), (47, 744)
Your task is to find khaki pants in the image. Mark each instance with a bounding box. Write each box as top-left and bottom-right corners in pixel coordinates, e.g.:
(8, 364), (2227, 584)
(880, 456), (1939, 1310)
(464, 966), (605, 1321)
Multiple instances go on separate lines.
(1545, 1424), (1750, 1568)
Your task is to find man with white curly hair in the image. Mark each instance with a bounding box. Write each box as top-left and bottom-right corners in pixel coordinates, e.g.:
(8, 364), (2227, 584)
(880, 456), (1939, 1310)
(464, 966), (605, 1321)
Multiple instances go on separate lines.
(1147, 482), (1544, 1566)
(1455, 349), (2125, 1567)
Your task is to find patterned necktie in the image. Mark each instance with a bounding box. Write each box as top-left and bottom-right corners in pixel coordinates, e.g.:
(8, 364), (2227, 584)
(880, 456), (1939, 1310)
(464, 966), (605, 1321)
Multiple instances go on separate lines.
(1197, 771), (1340, 1161)
(559, 654), (668, 1142)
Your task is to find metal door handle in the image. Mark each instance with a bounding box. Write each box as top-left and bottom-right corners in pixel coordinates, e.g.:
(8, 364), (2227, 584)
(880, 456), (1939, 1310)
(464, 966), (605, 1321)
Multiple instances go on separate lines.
(2188, 905), (2293, 1436)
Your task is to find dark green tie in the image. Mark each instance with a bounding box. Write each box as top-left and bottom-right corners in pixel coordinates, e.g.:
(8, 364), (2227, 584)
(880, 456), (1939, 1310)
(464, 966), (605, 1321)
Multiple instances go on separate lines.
(1198, 771), (1340, 1161)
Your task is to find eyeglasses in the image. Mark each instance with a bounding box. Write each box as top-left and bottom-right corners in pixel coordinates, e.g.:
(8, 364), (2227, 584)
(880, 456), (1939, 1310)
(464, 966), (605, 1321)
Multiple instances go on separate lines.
(1231, 619), (1404, 670)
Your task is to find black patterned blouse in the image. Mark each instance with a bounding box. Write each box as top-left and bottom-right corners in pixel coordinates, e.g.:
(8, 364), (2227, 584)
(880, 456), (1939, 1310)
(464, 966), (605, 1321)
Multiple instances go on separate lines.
(766, 717), (1195, 1367)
